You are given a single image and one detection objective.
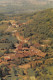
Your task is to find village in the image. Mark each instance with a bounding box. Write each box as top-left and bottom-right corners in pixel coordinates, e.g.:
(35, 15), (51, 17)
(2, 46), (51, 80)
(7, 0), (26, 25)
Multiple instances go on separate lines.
(0, 22), (46, 69)
(0, 19), (49, 80)
(0, 8), (53, 80)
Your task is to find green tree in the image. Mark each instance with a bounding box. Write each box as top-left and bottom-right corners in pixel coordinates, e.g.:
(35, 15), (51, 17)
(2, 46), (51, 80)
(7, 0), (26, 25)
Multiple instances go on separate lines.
(35, 71), (39, 77)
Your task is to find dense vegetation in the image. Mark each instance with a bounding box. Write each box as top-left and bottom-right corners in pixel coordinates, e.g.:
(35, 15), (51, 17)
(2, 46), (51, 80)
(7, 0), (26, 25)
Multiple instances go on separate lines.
(18, 9), (53, 39)
(18, 8), (53, 53)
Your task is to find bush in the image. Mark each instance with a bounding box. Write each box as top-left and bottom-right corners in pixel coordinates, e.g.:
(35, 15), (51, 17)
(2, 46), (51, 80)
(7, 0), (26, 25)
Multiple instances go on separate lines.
(0, 67), (2, 77)
(12, 67), (17, 76)
(45, 54), (48, 59)
(23, 43), (29, 48)
(35, 71), (40, 77)
(10, 43), (16, 49)
(4, 49), (9, 54)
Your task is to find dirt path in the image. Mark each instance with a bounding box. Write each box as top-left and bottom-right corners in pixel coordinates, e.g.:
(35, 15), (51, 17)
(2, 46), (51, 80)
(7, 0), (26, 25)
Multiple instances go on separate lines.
(15, 32), (28, 43)
(5, 26), (12, 32)
(5, 24), (28, 43)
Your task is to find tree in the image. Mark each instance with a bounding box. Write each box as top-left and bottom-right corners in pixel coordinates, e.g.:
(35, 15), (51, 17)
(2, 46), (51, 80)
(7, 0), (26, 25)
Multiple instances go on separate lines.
(17, 40), (19, 44)
(45, 53), (48, 59)
(35, 71), (39, 77)
(23, 43), (29, 48)
(10, 43), (16, 49)
(2, 66), (9, 76)
(4, 49), (9, 54)
(16, 78), (19, 80)
(13, 67), (17, 76)
(0, 68), (2, 77)
(8, 22), (12, 26)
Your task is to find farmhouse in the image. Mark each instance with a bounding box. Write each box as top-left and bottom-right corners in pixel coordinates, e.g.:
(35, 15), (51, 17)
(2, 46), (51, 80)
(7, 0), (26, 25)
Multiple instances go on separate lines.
(12, 25), (16, 28)
(22, 23), (26, 25)
(34, 43), (40, 48)
(4, 56), (11, 61)
(17, 44), (23, 51)
(22, 47), (29, 51)
(12, 22), (16, 26)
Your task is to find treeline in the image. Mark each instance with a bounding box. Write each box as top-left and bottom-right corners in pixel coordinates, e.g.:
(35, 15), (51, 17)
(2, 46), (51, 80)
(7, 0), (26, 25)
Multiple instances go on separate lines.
(18, 9), (53, 40)
(17, 9), (53, 54)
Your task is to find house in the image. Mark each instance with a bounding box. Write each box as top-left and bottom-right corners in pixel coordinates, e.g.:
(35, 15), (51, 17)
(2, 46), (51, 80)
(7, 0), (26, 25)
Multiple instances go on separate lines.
(22, 47), (29, 51)
(17, 44), (23, 51)
(22, 23), (26, 25)
(19, 24), (22, 27)
(16, 25), (19, 28)
(17, 51), (24, 54)
(34, 43), (40, 48)
(4, 56), (11, 61)
(11, 22), (19, 28)
(15, 53), (24, 58)
(12, 23), (16, 26)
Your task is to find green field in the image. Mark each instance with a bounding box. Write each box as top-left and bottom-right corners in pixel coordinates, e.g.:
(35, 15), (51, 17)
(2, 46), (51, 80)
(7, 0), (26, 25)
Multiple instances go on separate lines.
(0, 22), (8, 31)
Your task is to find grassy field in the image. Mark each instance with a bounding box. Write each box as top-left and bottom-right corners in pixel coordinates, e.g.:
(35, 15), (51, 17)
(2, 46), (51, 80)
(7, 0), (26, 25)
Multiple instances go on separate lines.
(0, 43), (11, 49)
(46, 66), (53, 79)
(0, 22), (8, 31)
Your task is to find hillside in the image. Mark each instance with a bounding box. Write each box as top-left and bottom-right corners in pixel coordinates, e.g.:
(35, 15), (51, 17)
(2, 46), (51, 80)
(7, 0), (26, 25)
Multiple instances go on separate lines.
(18, 9), (53, 40)
(18, 8), (53, 54)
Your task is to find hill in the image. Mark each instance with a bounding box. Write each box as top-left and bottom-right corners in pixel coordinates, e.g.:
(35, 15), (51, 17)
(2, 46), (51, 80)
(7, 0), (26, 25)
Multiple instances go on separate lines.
(18, 9), (53, 39)
(18, 8), (53, 53)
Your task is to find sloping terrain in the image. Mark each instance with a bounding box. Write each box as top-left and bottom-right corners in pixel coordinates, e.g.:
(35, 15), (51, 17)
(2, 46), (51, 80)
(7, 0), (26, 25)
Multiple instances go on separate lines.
(18, 8), (53, 56)
(18, 8), (53, 41)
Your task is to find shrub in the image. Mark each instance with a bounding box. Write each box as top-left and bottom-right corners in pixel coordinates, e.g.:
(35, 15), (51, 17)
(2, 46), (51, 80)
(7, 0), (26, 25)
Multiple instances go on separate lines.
(4, 49), (9, 54)
(35, 71), (40, 77)
(23, 43), (29, 48)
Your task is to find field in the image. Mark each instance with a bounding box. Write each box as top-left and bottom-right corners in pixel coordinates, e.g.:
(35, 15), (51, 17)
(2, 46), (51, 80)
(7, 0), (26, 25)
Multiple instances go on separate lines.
(0, 22), (8, 31)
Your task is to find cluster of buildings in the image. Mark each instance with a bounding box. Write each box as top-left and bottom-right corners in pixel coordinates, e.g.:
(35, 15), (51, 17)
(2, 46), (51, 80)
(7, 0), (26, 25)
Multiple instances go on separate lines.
(9, 21), (27, 28)
(0, 41), (46, 65)
(14, 42), (46, 59)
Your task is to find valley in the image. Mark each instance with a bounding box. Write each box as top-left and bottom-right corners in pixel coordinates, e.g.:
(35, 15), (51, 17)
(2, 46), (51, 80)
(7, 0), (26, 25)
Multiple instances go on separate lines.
(0, 9), (53, 80)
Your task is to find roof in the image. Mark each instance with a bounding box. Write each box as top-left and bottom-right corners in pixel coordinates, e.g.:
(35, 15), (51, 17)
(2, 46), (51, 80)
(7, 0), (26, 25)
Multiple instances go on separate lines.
(18, 44), (22, 50)
(4, 56), (11, 60)
(34, 43), (40, 48)
(22, 47), (29, 50)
